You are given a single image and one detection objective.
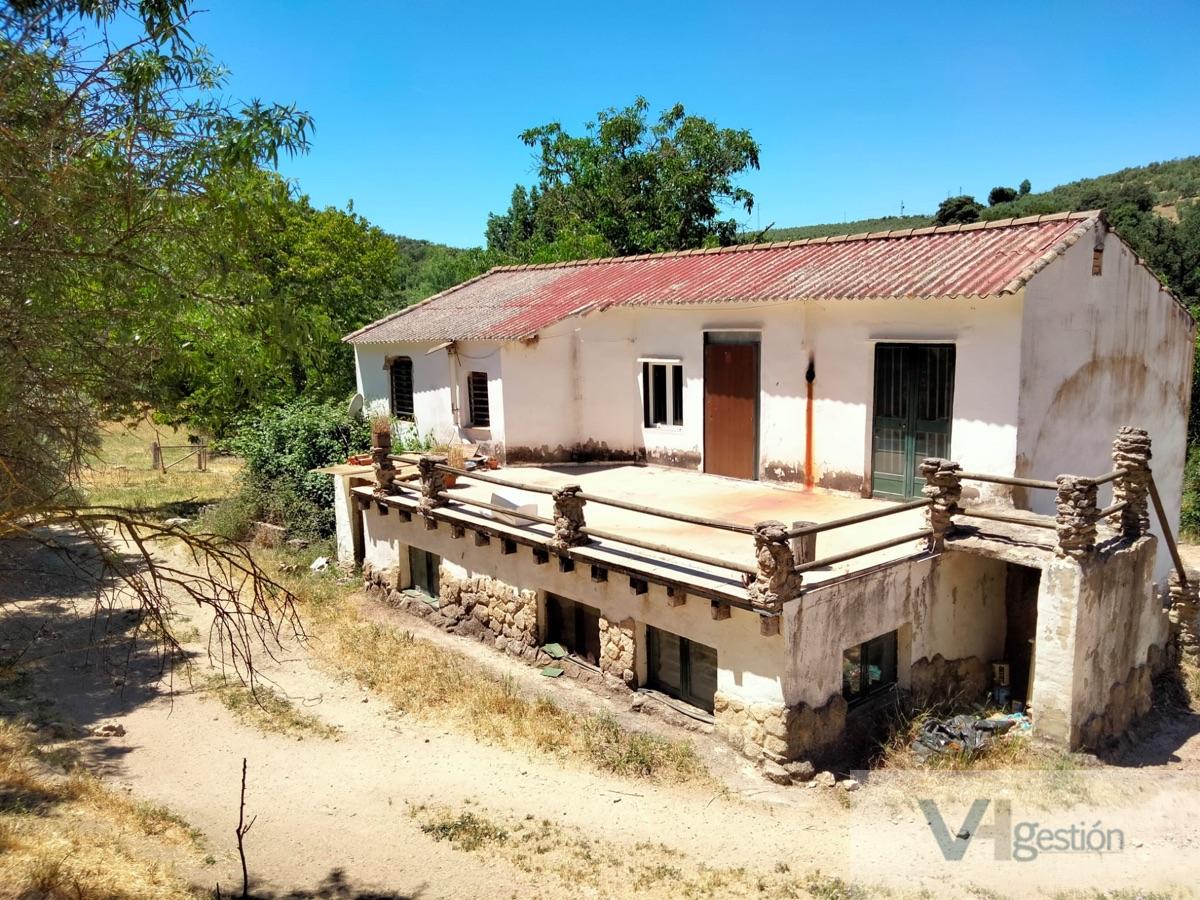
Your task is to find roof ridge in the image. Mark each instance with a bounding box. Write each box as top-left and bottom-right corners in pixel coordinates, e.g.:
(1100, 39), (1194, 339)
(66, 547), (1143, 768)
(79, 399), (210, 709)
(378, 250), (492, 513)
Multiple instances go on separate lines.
(489, 211), (1104, 273)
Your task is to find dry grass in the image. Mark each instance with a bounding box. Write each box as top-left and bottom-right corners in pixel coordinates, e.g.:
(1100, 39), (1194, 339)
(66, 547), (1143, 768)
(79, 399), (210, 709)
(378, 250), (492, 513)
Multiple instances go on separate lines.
(198, 673), (339, 739)
(79, 418), (240, 516)
(0, 719), (201, 900)
(411, 802), (874, 899)
(259, 548), (711, 784)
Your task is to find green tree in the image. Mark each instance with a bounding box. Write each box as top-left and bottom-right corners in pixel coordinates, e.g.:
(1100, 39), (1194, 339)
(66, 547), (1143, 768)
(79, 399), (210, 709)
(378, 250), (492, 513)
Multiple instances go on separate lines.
(1019, 179), (1032, 196)
(988, 186), (1019, 206)
(0, 0), (311, 673)
(151, 170), (404, 435)
(933, 195), (984, 225)
(487, 98), (760, 260)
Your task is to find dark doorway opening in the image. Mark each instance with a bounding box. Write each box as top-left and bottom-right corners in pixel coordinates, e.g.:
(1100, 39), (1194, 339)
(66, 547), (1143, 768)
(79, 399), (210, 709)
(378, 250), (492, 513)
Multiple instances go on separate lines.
(1004, 563), (1041, 703)
(544, 594), (602, 666)
(871, 343), (955, 499)
(703, 333), (759, 480)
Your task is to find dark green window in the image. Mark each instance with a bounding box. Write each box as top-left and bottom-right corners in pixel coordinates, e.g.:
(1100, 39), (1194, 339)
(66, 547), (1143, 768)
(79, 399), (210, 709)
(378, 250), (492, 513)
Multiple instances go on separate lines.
(390, 357), (415, 421)
(647, 626), (717, 713)
(842, 630), (898, 704)
(408, 547), (440, 597)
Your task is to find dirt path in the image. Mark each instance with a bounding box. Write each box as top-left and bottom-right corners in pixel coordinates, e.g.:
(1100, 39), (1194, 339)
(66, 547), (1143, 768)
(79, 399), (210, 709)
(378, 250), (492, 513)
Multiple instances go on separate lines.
(4, 534), (1200, 898)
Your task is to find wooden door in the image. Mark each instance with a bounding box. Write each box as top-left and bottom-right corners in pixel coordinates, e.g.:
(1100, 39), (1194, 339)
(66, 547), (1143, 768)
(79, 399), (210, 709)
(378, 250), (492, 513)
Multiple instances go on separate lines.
(871, 344), (955, 498)
(704, 342), (759, 479)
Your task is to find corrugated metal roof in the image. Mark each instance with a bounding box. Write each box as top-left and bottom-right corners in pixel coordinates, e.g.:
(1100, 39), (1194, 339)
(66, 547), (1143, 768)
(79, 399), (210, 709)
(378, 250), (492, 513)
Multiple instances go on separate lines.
(345, 213), (1100, 343)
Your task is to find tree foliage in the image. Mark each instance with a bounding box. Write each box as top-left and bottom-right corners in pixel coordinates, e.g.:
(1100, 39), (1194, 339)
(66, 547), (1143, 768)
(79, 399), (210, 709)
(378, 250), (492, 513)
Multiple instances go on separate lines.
(0, 0), (312, 512)
(486, 98), (760, 261)
(933, 195), (984, 225)
(150, 170), (403, 434)
(988, 185), (1019, 206)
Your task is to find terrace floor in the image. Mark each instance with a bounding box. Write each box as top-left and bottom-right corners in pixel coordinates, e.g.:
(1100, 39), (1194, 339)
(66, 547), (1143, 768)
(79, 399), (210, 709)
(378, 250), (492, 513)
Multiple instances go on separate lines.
(387, 462), (931, 600)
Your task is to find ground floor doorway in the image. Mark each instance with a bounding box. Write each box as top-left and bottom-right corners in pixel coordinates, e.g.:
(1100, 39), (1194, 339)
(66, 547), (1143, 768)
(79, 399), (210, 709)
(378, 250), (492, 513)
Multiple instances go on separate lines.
(1003, 562), (1041, 704)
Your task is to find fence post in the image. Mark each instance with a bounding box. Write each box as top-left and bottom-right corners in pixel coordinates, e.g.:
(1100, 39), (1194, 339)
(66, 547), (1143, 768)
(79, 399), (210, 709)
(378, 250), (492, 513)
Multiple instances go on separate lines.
(416, 453), (448, 514)
(1111, 426), (1151, 538)
(1054, 475), (1098, 559)
(790, 521), (817, 567)
(151, 440), (162, 472)
(919, 457), (962, 551)
(1169, 573), (1200, 657)
(747, 520), (802, 612)
(549, 484), (586, 553)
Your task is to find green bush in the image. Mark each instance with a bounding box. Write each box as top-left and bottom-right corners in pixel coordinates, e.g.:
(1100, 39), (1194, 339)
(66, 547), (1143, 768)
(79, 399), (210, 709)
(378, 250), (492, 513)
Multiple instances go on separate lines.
(1181, 446), (1200, 539)
(213, 397), (372, 538)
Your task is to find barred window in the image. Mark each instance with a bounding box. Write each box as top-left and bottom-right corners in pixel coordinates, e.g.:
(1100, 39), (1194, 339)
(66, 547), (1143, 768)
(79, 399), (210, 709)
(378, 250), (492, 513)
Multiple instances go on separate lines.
(390, 357), (414, 420)
(467, 371), (490, 427)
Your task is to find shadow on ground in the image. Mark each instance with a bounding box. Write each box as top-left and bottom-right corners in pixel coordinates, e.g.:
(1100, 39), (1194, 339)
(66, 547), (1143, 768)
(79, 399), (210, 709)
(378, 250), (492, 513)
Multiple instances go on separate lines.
(213, 869), (422, 900)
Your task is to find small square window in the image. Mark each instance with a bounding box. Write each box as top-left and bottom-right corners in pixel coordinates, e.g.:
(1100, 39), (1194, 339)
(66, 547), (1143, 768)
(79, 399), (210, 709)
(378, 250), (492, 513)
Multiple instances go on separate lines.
(641, 361), (683, 428)
(842, 630), (897, 705)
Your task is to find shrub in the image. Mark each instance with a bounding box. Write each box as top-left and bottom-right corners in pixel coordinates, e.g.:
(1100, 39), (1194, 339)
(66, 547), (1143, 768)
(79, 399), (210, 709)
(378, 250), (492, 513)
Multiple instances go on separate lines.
(216, 397), (371, 538)
(1181, 445), (1200, 538)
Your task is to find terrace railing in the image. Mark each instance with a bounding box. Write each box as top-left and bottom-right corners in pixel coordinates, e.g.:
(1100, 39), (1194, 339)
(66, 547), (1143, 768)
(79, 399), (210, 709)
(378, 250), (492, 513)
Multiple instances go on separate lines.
(359, 426), (1190, 623)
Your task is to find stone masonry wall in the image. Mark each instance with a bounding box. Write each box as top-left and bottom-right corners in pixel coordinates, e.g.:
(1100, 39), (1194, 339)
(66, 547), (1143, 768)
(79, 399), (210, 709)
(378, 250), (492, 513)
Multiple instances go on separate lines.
(909, 653), (990, 704)
(714, 693), (847, 764)
(363, 562), (539, 662)
(1076, 643), (1169, 750)
(598, 616), (636, 689)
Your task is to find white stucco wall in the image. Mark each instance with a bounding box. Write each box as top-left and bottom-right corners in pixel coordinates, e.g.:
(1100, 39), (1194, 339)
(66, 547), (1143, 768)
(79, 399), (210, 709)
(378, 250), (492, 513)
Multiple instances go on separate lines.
(1016, 225), (1196, 583)
(354, 339), (506, 449)
(494, 298), (1023, 496)
(360, 507), (788, 706)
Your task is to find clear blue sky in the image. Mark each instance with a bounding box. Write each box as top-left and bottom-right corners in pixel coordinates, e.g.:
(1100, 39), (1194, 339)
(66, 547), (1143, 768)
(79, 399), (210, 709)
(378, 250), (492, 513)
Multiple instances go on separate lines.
(184, 0), (1200, 247)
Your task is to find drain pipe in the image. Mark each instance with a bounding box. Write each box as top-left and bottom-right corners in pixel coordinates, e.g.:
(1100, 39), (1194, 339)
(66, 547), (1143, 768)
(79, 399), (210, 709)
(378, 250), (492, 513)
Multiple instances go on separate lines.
(447, 342), (461, 426)
(804, 356), (816, 489)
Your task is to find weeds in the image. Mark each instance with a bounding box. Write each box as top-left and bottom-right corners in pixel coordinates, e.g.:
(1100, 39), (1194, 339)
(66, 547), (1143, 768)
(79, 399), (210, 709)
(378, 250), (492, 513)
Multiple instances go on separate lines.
(419, 810), (509, 851)
(199, 673), (338, 739)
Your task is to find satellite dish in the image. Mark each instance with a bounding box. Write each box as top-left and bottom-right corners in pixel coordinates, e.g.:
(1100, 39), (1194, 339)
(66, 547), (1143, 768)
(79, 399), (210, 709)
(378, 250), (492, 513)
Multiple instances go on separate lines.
(348, 393), (364, 418)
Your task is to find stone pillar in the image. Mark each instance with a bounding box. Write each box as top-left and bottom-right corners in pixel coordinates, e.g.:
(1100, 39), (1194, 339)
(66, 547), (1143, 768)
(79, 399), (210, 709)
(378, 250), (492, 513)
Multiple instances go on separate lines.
(919, 457), (962, 550)
(1111, 426), (1152, 538)
(549, 483), (587, 553)
(372, 428), (396, 496)
(598, 616), (636, 688)
(747, 520), (803, 611)
(1169, 572), (1200, 657)
(1055, 475), (1098, 559)
(417, 453), (448, 515)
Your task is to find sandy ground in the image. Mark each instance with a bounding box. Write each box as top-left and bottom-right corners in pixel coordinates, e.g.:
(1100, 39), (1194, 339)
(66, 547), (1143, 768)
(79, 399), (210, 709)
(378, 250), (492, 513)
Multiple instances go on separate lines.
(3, 533), (1200, 898)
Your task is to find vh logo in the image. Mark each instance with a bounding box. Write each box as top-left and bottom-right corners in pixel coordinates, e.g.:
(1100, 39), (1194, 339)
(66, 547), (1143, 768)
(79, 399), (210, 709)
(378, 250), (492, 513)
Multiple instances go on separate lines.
(919, 799), (1012, 861)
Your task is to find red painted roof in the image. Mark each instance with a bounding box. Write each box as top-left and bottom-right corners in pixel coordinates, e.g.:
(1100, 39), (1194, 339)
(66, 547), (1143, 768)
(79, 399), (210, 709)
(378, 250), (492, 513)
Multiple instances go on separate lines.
(346, 213), (1099, 343)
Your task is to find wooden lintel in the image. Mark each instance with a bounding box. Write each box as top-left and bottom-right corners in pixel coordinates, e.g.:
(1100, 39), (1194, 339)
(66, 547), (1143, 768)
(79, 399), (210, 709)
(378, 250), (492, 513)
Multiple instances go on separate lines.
(666, 585), (687, 607)
(375, 501), (389, 516)
(501, 538), (517, 555)
(630, 577), (648, 596)
(473, 530), (491, 547)
(759, 615), (781, 636)
(450, 524), (465, 539)
(423, 516), (438, 531)
(710, 601), (731, 621)
(557, 555), (574, 573)
(397, 510), (412, 522)
(532, 548), (550, 565)
(590, 565), (608, 583)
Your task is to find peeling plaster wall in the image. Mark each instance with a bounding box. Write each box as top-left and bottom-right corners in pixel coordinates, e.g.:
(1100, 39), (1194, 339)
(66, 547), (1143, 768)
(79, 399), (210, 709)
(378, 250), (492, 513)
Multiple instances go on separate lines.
(1016, 227), (1195, 582)
(353, 340), (506, 450)
(782, 552), (1008, 708)
(358, 508), (788, 706)
(1032, 536), (1167, 745)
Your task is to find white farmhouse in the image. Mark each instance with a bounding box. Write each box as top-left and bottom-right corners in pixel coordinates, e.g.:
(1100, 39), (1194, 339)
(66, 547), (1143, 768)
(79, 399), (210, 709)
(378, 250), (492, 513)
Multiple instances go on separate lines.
(335, 212), (1197, 767)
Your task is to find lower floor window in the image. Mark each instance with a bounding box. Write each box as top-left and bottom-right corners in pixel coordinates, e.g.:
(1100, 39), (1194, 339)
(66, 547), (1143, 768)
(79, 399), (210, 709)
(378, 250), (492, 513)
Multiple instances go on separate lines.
(843, 630), (898, 704)
(647, 626), (717, 713)
(409, 547), (440, 597)
(544, 594), (602, 666)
